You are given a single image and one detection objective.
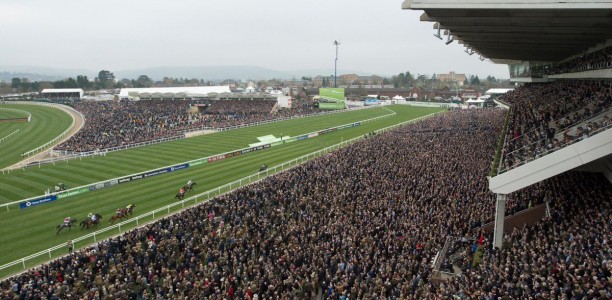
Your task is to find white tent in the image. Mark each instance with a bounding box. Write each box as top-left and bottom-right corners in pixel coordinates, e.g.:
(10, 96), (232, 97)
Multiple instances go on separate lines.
(392, 95), (405, 100)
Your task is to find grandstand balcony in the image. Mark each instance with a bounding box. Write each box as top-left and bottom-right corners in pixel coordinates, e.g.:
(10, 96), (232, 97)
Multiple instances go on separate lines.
(489, 107), (612, 194)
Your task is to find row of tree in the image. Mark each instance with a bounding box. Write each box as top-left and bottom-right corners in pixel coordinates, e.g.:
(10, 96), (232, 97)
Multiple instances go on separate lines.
(2, 69), (507, 94)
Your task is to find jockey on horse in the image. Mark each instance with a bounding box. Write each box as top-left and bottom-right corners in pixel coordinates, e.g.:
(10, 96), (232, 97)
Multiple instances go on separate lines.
(88, 212), (98, 223)
(64, 217), (72, 226)
(126, 204), (136, 216)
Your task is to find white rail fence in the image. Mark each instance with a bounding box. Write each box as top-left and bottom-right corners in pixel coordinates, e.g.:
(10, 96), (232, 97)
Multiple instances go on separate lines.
(0, 107), (31, 121)
(4, 101), (84, 158)
(0, 129), (20, 143)
(0, 110), (442, 277)
(0, 108), (396, 210)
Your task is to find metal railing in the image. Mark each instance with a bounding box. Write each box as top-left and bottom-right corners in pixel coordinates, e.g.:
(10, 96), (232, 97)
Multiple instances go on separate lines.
(499, 108), (612, 174)
(0, 129), (20, 143)
(0, 107), (31, 121)
(0, 109), (442, 278)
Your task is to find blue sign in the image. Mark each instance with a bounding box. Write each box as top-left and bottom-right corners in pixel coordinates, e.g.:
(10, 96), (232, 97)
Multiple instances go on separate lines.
(20, 195), (58, 209)
(297, 135), (309, 141)
(169, 163), (189, 172)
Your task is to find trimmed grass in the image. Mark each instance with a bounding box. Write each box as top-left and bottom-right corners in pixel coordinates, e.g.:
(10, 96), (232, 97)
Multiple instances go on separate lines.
(0, 108), (392, 203)
(0, 104), (72, 169)
(0, 105), (444, 278)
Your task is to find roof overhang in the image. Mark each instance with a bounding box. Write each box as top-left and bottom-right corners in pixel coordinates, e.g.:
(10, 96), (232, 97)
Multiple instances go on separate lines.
(403, 0), (612, 62)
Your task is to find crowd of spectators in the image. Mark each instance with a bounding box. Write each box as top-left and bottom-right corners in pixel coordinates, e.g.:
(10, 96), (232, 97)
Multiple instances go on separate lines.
(499, 80), (612, 171)
(5, 108), (608, 299)
(2, 109), (507, 299)
(533, 46), (612, 76)
(440, 172), (611, 299)
(56, 100), (195, 152)
(57, 99), (323, 153)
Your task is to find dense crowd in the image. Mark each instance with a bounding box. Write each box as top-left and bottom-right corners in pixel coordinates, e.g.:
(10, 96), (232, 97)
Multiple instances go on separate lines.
(534, 46), (612, 76)
(57, 99), (323, 153)
(56, 100), (196, 152)
(440, 172), (611, 299)
(499, 80), (612, 171)
(2, 109), (505, 299)
(4, 109), (609, 299)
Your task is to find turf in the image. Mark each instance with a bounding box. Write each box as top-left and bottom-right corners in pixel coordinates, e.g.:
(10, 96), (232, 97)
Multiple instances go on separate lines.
(0, 107), (392, 203)
(0, 105), (444, 278)
(0, 104), (73, 169)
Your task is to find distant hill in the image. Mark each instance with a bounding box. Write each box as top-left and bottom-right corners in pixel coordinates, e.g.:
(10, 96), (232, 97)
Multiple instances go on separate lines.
(0, 65), (379, 82)
(0, 71), (66, 82)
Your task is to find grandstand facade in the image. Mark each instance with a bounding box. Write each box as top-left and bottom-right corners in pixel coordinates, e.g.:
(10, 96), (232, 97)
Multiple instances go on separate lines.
(404, 0), (612, 249)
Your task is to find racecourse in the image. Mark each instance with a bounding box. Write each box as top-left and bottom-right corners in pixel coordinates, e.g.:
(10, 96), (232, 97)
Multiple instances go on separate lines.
(0, 105), (444, 278)
(0, 104), (72, 169)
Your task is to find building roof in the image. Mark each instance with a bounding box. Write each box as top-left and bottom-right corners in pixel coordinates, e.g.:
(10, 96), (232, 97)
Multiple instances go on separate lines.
(119, 86), (231, 98)
(403, 0), (612, 62)
(41, 88), (84, 94)
(485, 88), (514, 94)
(41, 89), (84, 98)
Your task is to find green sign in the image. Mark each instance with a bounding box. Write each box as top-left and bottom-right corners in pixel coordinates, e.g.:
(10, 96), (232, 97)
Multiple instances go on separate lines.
(319, 88), (345, 109)
(57, 187), (89, 199)
(190, 159), (208, 167)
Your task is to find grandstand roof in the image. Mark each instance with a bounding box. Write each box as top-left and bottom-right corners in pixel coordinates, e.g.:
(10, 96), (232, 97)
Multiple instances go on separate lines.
(119, 86), (231, 99)
(41, 88), (84, 97)
(403, 0), (612, 62)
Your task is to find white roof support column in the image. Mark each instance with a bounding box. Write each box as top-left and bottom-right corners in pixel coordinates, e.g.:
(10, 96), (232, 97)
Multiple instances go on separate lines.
(493, 193), (507, 249)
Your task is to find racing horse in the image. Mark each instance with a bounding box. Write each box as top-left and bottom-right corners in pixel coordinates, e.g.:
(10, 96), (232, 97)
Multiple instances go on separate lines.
(175, 188), (186, 200)
(125, 204), (136, 216)
(56, 218), (77, 234)
(183, 182), (197, 193)
(108, 208), (129, 224)
(80, 214), (103, 229)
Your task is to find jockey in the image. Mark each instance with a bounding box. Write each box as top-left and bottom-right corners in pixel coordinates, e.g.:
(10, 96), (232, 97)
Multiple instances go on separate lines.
(91, 213), (98, 222)
(126, 204), (134, 211)
(116, 208), (123, 217)
(64, 217), (71, 225)
(179, 188), (185, 195)
(187, 180), (193, 187)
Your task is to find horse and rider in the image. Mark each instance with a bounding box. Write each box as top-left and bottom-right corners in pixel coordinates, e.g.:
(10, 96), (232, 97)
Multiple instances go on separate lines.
(80, 213), (103, 229)
(109, 204), (136, 224)
(175, 180), (196, 200)
(57, 217), (77, 234)
(259, 164), (268, 172)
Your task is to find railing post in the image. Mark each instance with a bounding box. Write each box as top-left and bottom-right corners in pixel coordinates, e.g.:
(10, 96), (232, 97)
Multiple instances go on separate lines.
(118, 224), (121, 232)
(48, 249), (52, 258)
(22, 259), (25, 269)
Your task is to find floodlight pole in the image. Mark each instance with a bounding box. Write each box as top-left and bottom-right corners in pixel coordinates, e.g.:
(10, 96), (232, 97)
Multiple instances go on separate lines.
(333, 40), (340, 88)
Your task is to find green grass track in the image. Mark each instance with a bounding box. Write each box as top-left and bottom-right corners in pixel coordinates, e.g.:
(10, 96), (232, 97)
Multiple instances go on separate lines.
(0, 105), (444, 278)
(0, 104), (72, 169)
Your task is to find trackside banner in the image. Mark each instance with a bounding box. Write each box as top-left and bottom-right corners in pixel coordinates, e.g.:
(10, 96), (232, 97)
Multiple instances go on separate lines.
(57, 187), (89, 199)
(20, 195), (57, 209)
(117, 163), (190, 185)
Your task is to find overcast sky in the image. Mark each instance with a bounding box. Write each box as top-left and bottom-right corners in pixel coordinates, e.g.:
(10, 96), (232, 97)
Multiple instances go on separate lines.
(0, 0), (509, 78)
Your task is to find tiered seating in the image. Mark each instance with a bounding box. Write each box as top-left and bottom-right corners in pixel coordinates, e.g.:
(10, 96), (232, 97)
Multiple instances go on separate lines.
(499, 81), (611, 172)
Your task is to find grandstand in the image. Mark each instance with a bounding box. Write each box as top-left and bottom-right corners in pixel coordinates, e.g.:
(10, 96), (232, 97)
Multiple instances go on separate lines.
(40, 88), (83, 101)
(403, 0), (612, 298)
(118, 86), (231, 100)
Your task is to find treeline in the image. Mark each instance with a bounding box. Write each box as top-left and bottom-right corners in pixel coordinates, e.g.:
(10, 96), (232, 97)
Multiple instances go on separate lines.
(1, 70), (219, 94)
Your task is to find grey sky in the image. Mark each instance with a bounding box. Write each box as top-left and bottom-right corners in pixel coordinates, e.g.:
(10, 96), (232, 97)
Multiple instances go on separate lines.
(0, 0), (509, 78)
